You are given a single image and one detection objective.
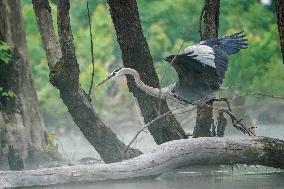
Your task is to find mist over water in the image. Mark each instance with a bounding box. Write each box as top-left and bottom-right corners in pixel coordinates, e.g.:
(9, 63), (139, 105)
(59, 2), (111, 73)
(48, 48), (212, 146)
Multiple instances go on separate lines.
(44, 100), (284, 189)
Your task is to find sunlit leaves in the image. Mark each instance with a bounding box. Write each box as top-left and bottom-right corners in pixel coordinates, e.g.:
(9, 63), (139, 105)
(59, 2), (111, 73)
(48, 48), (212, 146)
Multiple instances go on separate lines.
(0, 41), (11, 64)
(222, 1), (283, 95)
(45, 134), (58, 153)
(0, 87), (16, 99)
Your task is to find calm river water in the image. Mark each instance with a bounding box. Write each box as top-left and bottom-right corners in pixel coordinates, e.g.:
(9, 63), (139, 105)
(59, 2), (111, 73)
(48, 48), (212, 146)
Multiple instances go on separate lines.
(36, 165), (284, 189)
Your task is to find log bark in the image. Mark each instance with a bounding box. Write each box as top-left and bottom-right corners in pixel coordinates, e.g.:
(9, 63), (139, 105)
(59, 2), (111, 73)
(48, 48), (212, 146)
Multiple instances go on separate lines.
(194, 0), (220, 137)
(1, 136), (284, 188)
(0, 0), (47, 165)
(108, 0), (187, 144)
(275, 0), (284, 64)
(32, 0), (141, 163)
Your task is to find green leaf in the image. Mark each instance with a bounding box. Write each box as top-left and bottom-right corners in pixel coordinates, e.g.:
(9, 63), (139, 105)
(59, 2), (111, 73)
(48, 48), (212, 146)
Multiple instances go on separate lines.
(0, 41), (11, 64)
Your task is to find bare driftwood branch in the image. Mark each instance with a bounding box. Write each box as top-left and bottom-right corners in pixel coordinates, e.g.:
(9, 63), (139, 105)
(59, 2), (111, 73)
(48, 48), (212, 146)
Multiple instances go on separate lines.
(1, 137), (284, 188)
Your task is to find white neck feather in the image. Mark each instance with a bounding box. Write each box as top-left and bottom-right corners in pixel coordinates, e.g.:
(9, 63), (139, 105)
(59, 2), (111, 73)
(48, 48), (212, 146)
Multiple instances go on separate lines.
(121, 68), (166, 99)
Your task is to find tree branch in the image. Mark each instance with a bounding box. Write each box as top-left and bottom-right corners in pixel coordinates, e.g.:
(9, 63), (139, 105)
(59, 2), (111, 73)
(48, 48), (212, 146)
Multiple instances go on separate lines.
(87, 2), (95, 97)
(32, 0), (62, 67)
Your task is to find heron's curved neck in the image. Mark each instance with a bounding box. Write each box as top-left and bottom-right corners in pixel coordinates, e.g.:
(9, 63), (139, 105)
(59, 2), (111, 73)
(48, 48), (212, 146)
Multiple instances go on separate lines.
(122, 68), (165, 98)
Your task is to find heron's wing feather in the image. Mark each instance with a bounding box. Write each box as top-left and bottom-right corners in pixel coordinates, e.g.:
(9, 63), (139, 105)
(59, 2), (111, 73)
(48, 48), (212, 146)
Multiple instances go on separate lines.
(183, 44), (216, 68)
(199, 31), (248, 55)
(212, 47), (228, 81)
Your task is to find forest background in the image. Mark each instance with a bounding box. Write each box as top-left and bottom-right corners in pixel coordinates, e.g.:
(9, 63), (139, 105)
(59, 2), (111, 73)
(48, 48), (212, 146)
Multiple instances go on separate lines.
(11, 0), (283, 130)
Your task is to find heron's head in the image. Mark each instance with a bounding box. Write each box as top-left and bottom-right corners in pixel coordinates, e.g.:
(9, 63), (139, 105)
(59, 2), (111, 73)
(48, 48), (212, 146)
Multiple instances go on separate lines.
(163, 55), (176, 63)
(96, 67), (124, 87)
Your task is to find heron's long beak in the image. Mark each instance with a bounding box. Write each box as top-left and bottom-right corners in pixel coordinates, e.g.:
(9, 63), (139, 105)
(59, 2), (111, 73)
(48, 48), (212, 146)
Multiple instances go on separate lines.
(96, 76), (111, 88)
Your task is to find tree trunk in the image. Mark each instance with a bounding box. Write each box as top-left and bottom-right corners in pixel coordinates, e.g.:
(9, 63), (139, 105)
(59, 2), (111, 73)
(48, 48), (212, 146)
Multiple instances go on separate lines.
(216, 111), (227, 137)
(275, 0), (284, 64)
(0, 0), (48, 168)
(32, 0), (141, 163)
(107, 0), (187, 144)
(1, 136), (284, 188)
(193, 102), (213, 137)
(194, 0), (220, 137)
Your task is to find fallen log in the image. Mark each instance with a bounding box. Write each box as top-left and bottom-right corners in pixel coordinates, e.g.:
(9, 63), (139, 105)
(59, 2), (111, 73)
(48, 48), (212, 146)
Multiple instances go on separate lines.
(0, 137), (283, 188)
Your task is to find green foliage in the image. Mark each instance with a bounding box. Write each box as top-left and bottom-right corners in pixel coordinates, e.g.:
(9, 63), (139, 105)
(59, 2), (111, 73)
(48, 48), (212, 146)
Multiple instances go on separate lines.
(45, 134), (58, 153)
(220, 1), (284, 95)
(0, 41), (11, 64)
(20, 0), (283, 128)
(0, 87), (16, 99)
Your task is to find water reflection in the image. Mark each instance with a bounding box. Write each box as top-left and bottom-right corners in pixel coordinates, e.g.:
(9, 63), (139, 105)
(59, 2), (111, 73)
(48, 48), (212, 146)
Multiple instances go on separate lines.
(38, 165), (284, 189)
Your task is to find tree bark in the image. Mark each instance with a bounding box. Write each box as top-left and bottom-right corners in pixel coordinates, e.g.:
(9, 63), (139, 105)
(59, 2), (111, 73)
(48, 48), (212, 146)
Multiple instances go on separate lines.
(216, 111), (227, 137)
(0, 0), (48, 167)
(194, 0), (220, 137)
(32, 0), (141, 163)
(1, 136), (284, 188)
(107, 0), (187, 144)
(193, 102), (214, 137)
(275, 0), (284, 64)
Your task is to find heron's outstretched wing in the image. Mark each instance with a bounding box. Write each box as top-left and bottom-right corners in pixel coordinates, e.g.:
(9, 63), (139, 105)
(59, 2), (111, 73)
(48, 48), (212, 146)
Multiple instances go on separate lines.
(179, 31), (248, 84)
(169, 32), (248, 102)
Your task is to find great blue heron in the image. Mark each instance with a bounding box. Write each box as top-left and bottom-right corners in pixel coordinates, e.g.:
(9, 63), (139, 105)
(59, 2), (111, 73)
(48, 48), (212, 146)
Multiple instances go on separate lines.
(96, 32), (248, 104)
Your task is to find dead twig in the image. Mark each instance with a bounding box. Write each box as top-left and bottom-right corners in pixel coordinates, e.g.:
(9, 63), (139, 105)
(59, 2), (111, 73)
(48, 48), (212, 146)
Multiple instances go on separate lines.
(126, 93), (257, 156)
(211, 98), (254, 136)
(231, 92), (284, 101)
(87, 2), (95, 98)
(124, 104), (196, 156)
